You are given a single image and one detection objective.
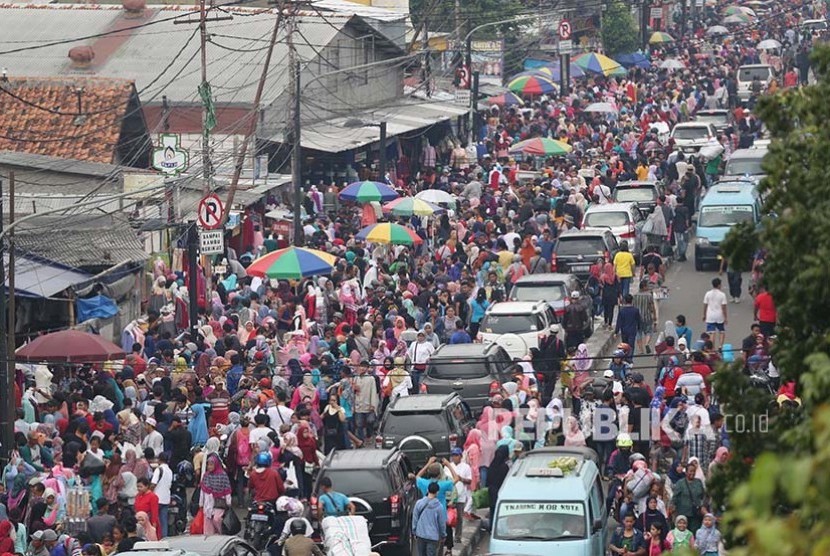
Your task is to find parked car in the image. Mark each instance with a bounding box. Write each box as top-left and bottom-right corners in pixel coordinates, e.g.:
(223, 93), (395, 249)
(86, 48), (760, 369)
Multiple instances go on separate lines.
(478, 301), (559, 360)
(311, 448), (418, 555)
(612, 181), (662, 214)
(695, 181), (762, 270)
(581, 202), (646, 258)
(551, 229), (619, 281)
(722, 146), (768, 182)
(736, 64), (774, 103)
(421, 343), (519, 412)
(694, 108), (732, 134)
(376, 392), (475, 467)
(120, 537), (259, 556)
(670, 122), (718, 154)
(510, 273), (587, 319)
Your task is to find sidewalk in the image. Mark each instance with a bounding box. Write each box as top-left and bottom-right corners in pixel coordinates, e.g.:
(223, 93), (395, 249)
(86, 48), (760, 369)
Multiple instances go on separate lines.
(452, 509), (488, 556)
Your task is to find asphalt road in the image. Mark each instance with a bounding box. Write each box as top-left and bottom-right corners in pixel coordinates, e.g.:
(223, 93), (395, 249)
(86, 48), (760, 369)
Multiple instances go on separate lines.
(472, 252), (757, 554)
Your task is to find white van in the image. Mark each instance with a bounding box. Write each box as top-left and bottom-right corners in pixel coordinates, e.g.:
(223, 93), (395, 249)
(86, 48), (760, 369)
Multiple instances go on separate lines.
(737, 64), (773, 103)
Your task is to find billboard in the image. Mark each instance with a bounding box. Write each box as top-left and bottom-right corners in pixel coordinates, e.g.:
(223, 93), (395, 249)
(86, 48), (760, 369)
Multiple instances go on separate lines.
(470, 39), (504, 86)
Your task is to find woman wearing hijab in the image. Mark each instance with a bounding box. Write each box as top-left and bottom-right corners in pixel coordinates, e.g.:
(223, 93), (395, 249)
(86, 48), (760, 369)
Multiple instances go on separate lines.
(495, 425), (517, 452)
(135, 511), (158, 541)
(638, 495), (669, 541)
(279, 432), (305, 497)
(564, 415), (586, 447)
(199, 454), (232, 535)
(486, 445), (511, 524)
(28, 501), (48, 534)
(103, 452), (124, 504)
(188, 402), (210, 448)
(707, 447), (730, 479)
(296, 422), (319, 500)
(600, 262), (620, 328)
(0, 520), (15, 553)
(695, 513), (722, 556)
(290, 373), (319, 411)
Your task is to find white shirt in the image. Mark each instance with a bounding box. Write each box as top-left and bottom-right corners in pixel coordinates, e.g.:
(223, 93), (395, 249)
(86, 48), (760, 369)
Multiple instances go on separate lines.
(267, 405), (294, 431)
(596, 184), (612, 204)
(250, 426), (273, 449)
(141, 430), (164, 458)
(152, 464), (173, 504)
(703, 288), (728, 323)
(685, 403), (711, 428)
(407, 340), (435, 365)
(449, 462), (472, 503)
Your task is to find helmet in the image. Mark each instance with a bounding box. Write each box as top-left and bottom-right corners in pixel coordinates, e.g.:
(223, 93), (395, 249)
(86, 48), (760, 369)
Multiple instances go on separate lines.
(290, 519), (307, 536)
(176, 460), (195, 486)
(629, 452), (646, 464)
(255, 452), (272, 468)
(570, 290), (581, 299)
(277, 496), (304, 517)
(612, 349), (626, 358)
(616, 433), (633, 448)
(617, 343), (631, 355)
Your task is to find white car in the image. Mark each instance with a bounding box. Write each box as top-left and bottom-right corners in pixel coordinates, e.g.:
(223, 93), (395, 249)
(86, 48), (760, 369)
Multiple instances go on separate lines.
(736, 64), (773, 103)
(581, 202), (646, 259)
(477, 301), (558, 360)
(670, 122), (717, 154)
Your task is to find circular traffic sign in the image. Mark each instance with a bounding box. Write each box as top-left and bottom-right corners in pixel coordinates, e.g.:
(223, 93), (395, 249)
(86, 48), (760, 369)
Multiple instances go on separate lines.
(558, 20), (572, 40)
(197, 193), (225, 230)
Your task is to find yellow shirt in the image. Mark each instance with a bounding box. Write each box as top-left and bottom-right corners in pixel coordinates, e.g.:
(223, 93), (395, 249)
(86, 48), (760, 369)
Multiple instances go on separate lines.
(498, 250), (514, 272)
(614, 251), (636, 278)
(636, 165), (649, 181)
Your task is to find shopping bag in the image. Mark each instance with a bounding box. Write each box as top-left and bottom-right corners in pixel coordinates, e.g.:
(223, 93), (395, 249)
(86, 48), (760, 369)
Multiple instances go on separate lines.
(190, 509), (204, 535)
(222, 506), (242, 535)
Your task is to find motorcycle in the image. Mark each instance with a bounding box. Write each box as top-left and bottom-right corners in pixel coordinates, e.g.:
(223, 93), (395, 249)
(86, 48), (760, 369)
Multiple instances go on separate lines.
(168, 462), (193, 536)
(244, 501), (287, 551)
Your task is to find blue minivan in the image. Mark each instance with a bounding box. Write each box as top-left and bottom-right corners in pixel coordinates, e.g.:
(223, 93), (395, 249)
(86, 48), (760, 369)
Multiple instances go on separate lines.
(488, 447), (607, 556)
(694, 181), (762, 271)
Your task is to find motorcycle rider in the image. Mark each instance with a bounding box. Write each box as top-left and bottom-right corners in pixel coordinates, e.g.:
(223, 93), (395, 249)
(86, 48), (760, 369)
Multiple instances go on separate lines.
(249, 452), (285, 504)
(282, 519), (324, 556)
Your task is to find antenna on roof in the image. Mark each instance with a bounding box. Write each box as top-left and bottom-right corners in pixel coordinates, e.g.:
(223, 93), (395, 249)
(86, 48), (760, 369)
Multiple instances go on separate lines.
(1, 69), (7, 82)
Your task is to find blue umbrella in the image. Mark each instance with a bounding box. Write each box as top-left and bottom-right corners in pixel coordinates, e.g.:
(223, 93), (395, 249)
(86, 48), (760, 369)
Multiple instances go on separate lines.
(616, 52), (651, 69)
(339, 180), (399, 202)
(536, 61), (586, 81)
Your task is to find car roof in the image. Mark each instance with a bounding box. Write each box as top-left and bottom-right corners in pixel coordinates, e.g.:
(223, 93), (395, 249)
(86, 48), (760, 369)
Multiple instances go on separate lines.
(616, 180), (657, 187)
(557, 229), (610, 239)
(513, 272), (576, 284)
(701, 182), (759, 204)
(322, 448), (399, 469)
(672, 121), (712, 128)
(584, 201), (639, 213)
(432, 343), (498, 358)
(485, 301), (546, 315)
(501, 447), (599, 498)
(696, 109), (729, 114)
(728, 148), (766, 159)
(388, 393), (458, 412)
(122, 536), (243, 556)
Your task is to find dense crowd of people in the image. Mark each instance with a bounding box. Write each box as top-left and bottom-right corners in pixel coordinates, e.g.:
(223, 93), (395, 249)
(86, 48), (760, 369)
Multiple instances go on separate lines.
(5, 0), (819, 554)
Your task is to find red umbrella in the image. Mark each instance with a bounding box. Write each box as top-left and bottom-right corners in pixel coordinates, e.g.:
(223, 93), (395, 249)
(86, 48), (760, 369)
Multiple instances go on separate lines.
(16, 330), (126, 363)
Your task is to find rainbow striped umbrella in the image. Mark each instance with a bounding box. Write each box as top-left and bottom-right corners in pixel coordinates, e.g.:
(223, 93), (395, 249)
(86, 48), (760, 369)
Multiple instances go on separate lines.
(246, 247), (338, 279)
(509, 137), (573, 156)
(356, 223), (423, 245)
(486, 92), (525, 107)
(649, 31), (675, 44)
(339, 180), (399, 202)
(507, 74), (557, 96)
(534, 61), (587, 80)
(573, 52), (627, 77)
(382, 197), (444, 216)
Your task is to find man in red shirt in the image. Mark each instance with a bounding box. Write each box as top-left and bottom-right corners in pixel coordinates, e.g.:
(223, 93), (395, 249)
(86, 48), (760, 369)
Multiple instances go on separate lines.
(754, 283), (777, 338)
(248, 452), (285, 504)
(134, 478), (161, 533)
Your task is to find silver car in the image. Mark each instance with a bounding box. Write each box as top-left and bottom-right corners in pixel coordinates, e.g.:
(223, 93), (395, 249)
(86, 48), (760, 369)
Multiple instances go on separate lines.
(581, 202), (646, 259)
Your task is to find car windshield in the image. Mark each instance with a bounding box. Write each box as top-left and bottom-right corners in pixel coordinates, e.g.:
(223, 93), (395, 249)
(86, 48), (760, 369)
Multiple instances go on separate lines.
(699, 205), (755, 227)
(583, 211), (630, 228)
(724, 158), (764, 175)
(384, 413), (446, 436)
(321, 470), (391, 498)
(495, 501), (587, 541)
(427, 358), (489, 378)
(555, 238), (606, 256)
(512, 283), (567, 304)
(480, 314), (537, 334)
(739, 67), (771, 81)
(615, 187), (656, 202)
(672, 127), (709, 140)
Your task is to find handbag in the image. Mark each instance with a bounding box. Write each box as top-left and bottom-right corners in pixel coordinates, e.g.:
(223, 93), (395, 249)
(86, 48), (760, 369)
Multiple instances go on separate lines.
(285, 461), (299, 488)
(213, 497), (229, 510)
(221, 506), (242, 535)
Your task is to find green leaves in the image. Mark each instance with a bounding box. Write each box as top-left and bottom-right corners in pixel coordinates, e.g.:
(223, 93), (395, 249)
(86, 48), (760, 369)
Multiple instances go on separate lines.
(601, 1), (640, 57)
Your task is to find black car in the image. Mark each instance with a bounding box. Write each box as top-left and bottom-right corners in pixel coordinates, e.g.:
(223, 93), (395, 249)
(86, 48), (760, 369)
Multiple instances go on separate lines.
(420, 344), (518, 413)
(311, 449), (417, 555)
(613, 180), (662, 213)
(551, 229), (619, 281)
(377, 392), (475, 468)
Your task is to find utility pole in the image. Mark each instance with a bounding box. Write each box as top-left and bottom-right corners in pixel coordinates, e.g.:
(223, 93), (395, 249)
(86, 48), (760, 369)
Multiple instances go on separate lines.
(642, 0), (650, 49)
(6, 172), (14, 388)
(287, 6), (303, 246)
(470, 71), (480, 142)
(378, 121), (387, 184)
(187, 223), (199, 339)
(681, 0), (688, 35)
(0, 177), (8, 462)
(423, 17), (431, 97)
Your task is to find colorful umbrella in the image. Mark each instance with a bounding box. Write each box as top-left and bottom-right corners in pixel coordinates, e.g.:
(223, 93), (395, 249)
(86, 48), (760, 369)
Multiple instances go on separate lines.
(615, 52), (651, 69)
(649, 31), (675, 44)
(16, 330), (125, 362)
(356, 223), (423, 245)
(247, 247), (337, 279)
(382, 197), (444, 216)
(339, 180), (399, 202)
(725, 5), (755, 16)
(572, 52), (627, 77)
(486, 92), (525, 107)
(507, 74), (558, 95)
(723, 13), (751, 24)
(534, 61), (587, 80)
(508, 137), (573, 156)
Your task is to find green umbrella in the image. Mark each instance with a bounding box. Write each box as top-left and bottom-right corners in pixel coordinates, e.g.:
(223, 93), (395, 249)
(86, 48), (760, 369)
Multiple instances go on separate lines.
(246, 247), (337, 279)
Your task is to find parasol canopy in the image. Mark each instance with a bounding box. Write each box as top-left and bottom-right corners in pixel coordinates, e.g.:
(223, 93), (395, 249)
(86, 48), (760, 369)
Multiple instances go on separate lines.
(659, 58), (687, 70)
(615, 52), (651, 69)
(508, 137), (573, 156)
(583, 102), (618, 113)
(649, 31), (675, 44)
(485, 92), (525, 107)
(572, 52), (627, 77)
(706, 25), (730, 35)
(382, 197), (444, 216)
(246, 247), (337, 279)
(16, 330), (126, 363)
(339, 180), (399, 202)
(356, 223), (423, 245)
(507, 74), (558, 95)
(414, 189), (456, 204)
(757, 39), (782, 50)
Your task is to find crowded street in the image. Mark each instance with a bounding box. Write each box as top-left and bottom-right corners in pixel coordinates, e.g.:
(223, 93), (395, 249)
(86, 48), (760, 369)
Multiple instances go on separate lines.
(0, 0), (819, 553)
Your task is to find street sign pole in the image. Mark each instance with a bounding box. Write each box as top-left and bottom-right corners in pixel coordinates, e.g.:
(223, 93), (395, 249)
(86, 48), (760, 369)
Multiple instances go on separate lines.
(558, 19), (572, 96)
(187, 222), (199, 340)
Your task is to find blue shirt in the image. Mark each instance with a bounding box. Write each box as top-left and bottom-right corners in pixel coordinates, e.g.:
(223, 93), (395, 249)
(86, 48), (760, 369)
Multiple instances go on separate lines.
(449, 330), (472, 344)
(319, 491), (351, 517)
(226, 365), (244, 395)
(412, 496), (447, 542)
(416, 477), (454, 511)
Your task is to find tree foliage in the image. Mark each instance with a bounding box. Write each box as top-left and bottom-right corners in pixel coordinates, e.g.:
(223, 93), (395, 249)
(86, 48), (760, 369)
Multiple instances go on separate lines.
(714, 45), (830, 553)
(601, 0), (640, 57)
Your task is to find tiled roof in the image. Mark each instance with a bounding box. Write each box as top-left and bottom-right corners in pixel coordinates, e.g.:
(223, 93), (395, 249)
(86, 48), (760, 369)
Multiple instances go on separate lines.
(0, 77), (134, 164)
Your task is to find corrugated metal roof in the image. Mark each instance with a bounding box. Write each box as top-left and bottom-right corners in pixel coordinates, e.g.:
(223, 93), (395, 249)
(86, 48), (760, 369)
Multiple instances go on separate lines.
(6, 253), (92, 299)
(0, 151), (123, 177)
(0, 6), (348, 104)
(289, 98), (469, 153)
(14, 227), (147, 269)
(309, 0), (408, 21)
(4, 193), (125, 216)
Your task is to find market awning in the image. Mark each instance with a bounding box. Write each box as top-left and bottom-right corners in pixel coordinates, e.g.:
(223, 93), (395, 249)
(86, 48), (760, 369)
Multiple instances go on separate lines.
(279, 99), (469, 153)
(6, 254), (92, 299)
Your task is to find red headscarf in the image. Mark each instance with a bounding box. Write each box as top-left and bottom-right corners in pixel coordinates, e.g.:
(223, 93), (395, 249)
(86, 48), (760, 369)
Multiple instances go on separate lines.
(296, 422), (318, 465)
